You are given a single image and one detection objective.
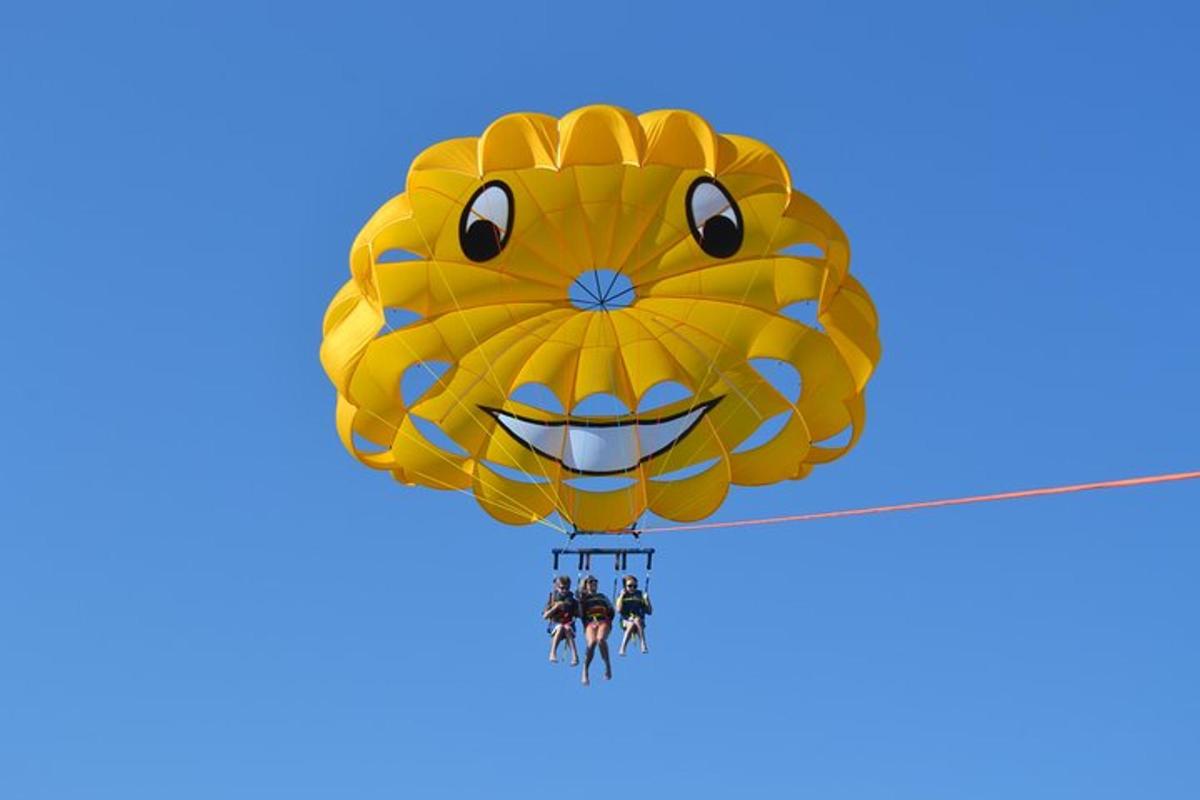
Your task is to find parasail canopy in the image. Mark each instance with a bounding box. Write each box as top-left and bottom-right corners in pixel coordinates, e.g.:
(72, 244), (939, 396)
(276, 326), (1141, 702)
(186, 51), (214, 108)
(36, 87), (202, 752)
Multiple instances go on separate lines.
(320, 105), (881, 531)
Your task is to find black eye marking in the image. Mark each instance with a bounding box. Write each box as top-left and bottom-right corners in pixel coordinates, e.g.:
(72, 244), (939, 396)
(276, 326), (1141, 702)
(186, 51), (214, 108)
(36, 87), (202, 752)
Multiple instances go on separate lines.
(459, 181), (514, 262)
(685, 177), (743, 259)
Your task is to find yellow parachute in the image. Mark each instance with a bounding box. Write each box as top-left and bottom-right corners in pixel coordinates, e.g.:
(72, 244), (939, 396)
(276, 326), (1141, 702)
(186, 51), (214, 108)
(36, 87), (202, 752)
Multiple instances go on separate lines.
(320, 105), (880, 532)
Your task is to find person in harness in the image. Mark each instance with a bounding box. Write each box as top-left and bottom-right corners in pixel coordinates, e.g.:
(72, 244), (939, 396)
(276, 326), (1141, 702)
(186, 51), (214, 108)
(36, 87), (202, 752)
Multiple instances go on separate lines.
(615, 575), (652, 656)
(542, 575), (579, 665)
(577, 575), (614, 686)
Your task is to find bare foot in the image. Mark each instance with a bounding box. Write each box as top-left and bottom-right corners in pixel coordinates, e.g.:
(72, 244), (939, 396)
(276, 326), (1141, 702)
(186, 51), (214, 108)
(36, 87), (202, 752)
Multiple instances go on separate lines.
(640, 645), (648, 654)
(581, 672), (590, 686)
(549, 654), (558, 663)
(569, 657), (579, 666)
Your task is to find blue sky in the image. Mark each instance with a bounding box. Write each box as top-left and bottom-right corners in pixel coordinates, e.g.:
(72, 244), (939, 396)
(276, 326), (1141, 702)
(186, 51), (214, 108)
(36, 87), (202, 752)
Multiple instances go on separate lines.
(3, 2), (1199, 797)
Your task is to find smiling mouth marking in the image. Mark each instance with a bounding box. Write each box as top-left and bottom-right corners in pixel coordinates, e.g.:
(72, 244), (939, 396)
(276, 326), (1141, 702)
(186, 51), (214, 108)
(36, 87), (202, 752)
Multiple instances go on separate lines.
(480, 397), (722, 476)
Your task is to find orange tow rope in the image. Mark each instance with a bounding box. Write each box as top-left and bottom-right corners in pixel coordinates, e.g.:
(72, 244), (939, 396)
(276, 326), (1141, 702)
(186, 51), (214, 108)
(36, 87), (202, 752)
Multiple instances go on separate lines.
(641, 470), (1200, 534)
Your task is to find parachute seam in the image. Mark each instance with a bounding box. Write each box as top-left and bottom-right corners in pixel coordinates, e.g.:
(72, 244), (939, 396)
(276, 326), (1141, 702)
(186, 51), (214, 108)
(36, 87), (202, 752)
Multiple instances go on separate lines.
(371, 307), (565, 527)
(405, 209), (570, 512)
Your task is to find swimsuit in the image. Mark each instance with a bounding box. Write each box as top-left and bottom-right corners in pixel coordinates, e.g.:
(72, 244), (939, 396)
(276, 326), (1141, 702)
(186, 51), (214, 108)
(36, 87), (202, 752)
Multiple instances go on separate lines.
(579, 592), (614, 628)
(546, 590), (578, 635)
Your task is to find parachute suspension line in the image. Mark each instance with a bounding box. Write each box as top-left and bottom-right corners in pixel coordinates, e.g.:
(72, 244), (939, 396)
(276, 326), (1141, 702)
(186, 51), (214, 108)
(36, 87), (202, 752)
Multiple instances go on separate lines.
(620, 312), (751, 523)
(593, 161), (640, 302)
(373, 289), (562, 526)
(549, 313), (590, 531)
(345, 358), (561, 530)
(411, 468), (567, 534)
(572, 277), (602, 305)
(347, 393), (563, 532)
(635, 305), (820, 521)
(634, 204), (795, 495)
(630, 268), (776, 504)
(599, 313), (641, 528)
(640, 470), (1200, 534)
(399, 228), (566, 512)
(644, 554), (652, 596)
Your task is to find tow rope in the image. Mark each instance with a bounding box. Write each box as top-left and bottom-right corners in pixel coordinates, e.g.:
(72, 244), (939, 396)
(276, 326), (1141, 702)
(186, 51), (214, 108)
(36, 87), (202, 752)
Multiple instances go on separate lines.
(640, 469), (1200, 534)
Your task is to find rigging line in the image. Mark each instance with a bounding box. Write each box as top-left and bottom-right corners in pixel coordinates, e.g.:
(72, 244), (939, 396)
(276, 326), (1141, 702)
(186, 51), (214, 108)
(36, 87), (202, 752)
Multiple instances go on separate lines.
(621, 185), (826, 301)
(631, 205), (836, 494)
(346, 398), (557, 531)
(402, 222), (567, 507)
(598, 182), (689, 299)
(631, 275), (860, 469)
(598, 312), (642, 525)
(507, 171), (595, 283)
(629, 261), (823, 412)
(409, 466), (567, 534)
(553, 314), (594, 529)
(566, 166), (602, 284)
(602, 282), (636, 306)
(624, 253), (821, 300)
(602, 191), (736, 302)
(595, 163), (634, 300)
(572, 276), (602, 304)
(624, 312), (739, 480)
(600, 216), (690, 301)
(639, 470), (1200, 533)
(598, 169), (730, 301)
(637, 304), (811, 419)
(349, 315), (555, 528)
(374, 303), (566, 519)
(414, 306), (573, 408)
(631, 260), (785, 480)
(619, 309), (766, 430)
(370, 246), (565, 295)
(609, 165), (634, 270)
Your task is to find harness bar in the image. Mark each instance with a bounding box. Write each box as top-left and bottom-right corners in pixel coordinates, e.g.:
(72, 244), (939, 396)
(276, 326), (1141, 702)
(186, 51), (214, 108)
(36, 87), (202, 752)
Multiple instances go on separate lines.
(569, 525), (640, 539)
(552, 547), (655, 572)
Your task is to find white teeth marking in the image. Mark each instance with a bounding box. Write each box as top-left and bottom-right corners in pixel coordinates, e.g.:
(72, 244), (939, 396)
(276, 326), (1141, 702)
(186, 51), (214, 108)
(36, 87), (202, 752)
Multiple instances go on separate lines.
(487, 401), (717, 475)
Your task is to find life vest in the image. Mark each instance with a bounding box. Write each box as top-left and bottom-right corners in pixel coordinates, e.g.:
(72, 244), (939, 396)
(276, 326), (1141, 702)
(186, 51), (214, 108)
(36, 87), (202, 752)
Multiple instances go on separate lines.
(547, 590), (578, 623)
(579, 592), (613, 622)
(619, 589), (648, 618)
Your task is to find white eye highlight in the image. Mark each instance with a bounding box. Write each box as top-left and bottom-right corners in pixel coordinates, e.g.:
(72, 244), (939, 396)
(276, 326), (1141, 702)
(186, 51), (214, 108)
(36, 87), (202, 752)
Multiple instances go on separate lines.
(466, 185), (510, 233)
(459, 181), (513, 262)
(689, 180), (737, 225)
(685, 177), (743, 259)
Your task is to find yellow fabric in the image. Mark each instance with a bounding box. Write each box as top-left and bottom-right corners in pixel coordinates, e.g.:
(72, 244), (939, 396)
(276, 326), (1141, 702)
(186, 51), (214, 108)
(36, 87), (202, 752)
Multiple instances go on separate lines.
(320, 105), (881, 531)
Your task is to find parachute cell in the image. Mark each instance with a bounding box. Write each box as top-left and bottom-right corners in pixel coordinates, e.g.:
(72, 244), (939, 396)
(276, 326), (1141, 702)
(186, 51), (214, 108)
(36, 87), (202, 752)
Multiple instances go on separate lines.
(320, 105), (881, 531)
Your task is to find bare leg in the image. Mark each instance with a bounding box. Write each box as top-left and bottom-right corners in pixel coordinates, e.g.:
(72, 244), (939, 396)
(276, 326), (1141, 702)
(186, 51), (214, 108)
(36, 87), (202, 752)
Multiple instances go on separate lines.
(566, 629), (579, 666)
(634, 618), (648, 653)
(597, 621), (613, 680)
(619, 620), (634, 656)
(582, 624), (597, 686)
(549, 625), (564, 662)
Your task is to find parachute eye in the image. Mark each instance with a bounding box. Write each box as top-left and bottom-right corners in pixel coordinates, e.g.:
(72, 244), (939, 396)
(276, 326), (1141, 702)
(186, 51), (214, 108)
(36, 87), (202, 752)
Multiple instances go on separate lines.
(686, 177), (743, 259)
(459, 181), (513, 262)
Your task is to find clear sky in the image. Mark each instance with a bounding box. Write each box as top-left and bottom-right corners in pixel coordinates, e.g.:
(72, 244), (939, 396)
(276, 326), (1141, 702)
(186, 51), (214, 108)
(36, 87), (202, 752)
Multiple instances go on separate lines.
(3, 2), (1198, 798)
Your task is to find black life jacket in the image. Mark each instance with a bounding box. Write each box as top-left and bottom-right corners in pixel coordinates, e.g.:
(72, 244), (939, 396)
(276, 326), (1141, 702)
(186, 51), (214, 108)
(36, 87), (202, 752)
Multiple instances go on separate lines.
(547, 589), (578, 621)
(619, 589), (648, 617)
(579, 591), (613, 621)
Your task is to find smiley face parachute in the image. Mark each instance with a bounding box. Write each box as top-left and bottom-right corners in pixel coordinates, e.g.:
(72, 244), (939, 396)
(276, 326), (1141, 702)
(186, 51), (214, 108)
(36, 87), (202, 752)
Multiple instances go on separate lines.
(320, 105), (881, 532)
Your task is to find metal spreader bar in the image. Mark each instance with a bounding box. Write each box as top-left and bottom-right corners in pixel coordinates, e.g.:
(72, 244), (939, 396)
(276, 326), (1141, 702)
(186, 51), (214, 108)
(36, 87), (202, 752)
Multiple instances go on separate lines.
(569, 525), (640, 539)
(552, 547), (655, 573)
